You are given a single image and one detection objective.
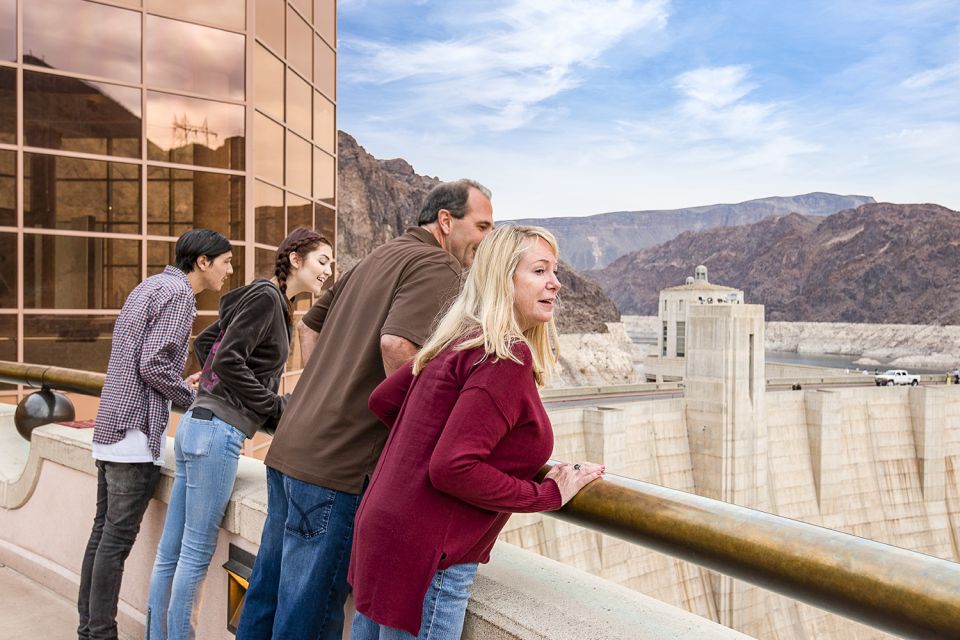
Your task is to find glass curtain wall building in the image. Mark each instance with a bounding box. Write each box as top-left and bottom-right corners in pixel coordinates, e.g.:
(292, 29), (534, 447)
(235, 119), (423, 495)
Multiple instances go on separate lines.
(0, 0), (338, 412)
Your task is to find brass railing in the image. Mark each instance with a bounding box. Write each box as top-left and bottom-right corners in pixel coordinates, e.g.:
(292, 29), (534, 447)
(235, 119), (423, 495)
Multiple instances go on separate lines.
(542, 462), (960, 639)
(3, 359), (959, 639)
(1, 360), (106, 396)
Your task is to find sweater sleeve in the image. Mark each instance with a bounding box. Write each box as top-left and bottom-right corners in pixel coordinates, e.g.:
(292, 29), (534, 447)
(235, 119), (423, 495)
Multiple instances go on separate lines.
(428, 385), (562, 513)
(368, 362), (415, 429)
(210, 289), (285, 418)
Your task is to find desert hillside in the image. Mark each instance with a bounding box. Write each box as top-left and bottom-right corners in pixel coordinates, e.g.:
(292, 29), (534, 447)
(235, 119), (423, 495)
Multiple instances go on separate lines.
(591, 203), (960, 324)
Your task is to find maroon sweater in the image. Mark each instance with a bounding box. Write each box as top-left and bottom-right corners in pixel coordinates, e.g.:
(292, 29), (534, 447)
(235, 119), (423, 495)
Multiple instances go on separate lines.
(348, 341), (562, 635)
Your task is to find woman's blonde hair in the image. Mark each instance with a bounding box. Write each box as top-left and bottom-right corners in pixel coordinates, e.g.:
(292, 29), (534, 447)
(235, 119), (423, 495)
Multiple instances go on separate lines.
(413, 224), (561, 386)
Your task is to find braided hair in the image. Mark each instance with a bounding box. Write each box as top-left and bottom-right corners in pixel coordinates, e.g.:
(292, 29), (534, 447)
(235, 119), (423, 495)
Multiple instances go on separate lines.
(275, 228), (332, 309)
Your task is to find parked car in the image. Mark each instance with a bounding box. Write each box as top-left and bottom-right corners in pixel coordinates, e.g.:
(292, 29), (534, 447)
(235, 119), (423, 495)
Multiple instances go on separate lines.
(874, 369), (920, 386)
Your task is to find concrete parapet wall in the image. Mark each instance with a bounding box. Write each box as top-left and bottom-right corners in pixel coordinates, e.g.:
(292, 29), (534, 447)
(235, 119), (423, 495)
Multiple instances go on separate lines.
(504, 383), (960, 639)
(0, 414), (752, 640)
(466, 543), (751, 640)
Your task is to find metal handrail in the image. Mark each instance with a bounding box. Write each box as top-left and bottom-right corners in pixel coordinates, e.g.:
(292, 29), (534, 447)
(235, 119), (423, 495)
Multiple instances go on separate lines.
(3, 360), (959, 638)
(0, 360), (106, 396)
(541, 462), (960, 639)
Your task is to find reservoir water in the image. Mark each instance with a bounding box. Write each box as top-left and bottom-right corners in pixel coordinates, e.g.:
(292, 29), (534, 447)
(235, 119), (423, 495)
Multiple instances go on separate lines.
(629, 336), (944, 375)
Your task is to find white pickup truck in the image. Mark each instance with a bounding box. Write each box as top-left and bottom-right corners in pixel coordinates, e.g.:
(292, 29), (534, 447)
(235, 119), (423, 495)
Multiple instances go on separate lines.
(874, 369), (920, 386)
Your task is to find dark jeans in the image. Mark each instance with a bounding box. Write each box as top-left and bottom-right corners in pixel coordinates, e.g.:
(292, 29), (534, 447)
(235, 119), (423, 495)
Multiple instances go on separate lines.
(235, 467), (363, 640)
(78, 460), (161, 640)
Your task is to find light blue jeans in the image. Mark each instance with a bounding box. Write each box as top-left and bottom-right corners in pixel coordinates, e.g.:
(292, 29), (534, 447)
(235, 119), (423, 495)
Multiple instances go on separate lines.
(145, 410), (246, 640)
(350, 563), (479, 640)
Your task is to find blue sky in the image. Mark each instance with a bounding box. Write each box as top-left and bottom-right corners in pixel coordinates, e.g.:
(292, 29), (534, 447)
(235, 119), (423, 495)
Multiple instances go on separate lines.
(338, 0), (960, 219)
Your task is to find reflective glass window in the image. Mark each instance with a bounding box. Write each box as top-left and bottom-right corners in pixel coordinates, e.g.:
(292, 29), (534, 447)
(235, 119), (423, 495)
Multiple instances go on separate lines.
(0, 67), (13, 144)
(291, 0), (312, 22)
(287, 69), (312, 136)
(256, 0), (285, 55)
(23, 234), (141, 309)
(254, 113), (284, 185)
(148, 240), (244, 311)
(0, 149), (14, 227)
(287, 132), (311, 196)
(288, 193), (312, 232)
(255, 247), (275, 280)
(0, 232), (15, 307)
(255, 44), (284, 121)
(0, 0), (14, 61)
(315, 0), (335, 46)
(148, 167), (244, 239)
(24, 153), (140, 234)
(0, 315), (14, 362)
(287, 7), (312, 79)
(23, 314), (118, 372)
(147, 0), (245, 32)
(316, 202), (335, 246)
(23, 0), (141, 83)
(147, 91), (245, 171)
(314, 91), (335, 154)
(24, 71), (141, 158)
(146, 15), (245, 101)
(255, 180), (284, 246)
(313, 147), (334, 205)
(315, 36), (335, 99)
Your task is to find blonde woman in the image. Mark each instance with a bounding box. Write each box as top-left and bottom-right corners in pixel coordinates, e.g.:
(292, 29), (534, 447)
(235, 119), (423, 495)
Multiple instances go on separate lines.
(347, 225), (605, 639)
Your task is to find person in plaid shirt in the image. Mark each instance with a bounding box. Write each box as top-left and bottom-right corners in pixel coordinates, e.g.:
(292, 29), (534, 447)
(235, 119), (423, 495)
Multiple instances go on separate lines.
(78, 229), (233, 640)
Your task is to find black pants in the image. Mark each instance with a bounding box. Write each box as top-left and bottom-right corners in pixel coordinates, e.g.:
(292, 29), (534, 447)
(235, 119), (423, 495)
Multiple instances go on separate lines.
(78, 460), (161, 640)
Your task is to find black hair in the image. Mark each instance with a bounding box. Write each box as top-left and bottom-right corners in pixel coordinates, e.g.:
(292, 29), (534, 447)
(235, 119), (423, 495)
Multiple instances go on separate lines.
(175, 229), (232, 273)
(417, 179), (492, 226)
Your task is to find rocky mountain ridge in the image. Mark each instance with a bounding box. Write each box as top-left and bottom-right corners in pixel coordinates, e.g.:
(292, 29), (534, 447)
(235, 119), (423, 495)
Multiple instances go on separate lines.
(591, 202), (960, 324)
(336, 132), (620, 333)
(513, 193), (875, 271)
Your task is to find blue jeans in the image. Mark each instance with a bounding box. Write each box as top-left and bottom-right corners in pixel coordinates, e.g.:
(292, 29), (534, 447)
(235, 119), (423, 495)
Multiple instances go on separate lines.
(235, 467), (363, 640)
(145, 411), (246, 640)
(349, 563), (479, 640)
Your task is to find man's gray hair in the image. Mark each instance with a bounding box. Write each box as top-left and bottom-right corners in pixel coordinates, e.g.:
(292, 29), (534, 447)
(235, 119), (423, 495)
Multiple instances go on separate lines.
(417, 179), (492, 226)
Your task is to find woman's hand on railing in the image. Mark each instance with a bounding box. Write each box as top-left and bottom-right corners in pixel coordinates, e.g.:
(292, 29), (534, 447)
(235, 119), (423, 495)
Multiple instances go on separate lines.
(545, 462), (605, 506)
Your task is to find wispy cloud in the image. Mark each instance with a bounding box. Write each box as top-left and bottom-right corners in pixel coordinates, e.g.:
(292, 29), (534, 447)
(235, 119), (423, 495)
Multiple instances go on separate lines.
(613, 64), (819, 169)
(674, 65), (755, 107)
(343, 0), (669, 131)
(901, 62), (960, 90)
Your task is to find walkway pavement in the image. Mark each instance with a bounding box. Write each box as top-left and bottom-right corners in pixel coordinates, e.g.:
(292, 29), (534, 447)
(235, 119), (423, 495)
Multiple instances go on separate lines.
(0, 564), (135, 640)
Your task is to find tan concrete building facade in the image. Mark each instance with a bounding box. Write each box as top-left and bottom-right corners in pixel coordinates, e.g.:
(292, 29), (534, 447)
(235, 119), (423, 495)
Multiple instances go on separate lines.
(648, 265), (744, 381)
(0, 0), (338, 411)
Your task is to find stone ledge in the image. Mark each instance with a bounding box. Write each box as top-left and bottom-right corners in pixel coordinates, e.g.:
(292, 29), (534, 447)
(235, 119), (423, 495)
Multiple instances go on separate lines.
(2, 420), (755, 639)
(467, 543), (752, 640)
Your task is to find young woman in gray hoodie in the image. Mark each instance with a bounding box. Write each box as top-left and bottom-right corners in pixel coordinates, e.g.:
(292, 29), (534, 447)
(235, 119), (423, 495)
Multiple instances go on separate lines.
(146, 228), (333, 640)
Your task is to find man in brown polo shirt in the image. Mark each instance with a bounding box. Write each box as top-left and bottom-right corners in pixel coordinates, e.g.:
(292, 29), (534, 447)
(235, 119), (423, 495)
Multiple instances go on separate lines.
(236, 179), (494, 640)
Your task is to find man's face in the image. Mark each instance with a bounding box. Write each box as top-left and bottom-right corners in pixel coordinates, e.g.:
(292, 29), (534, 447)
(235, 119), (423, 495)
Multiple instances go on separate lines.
(444, 188), (494, 268)
(201, 251), (234, 292)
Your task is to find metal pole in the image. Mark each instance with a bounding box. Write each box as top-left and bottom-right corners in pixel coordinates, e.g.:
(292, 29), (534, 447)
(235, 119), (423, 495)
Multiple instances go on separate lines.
(543, 461), (960, 639)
